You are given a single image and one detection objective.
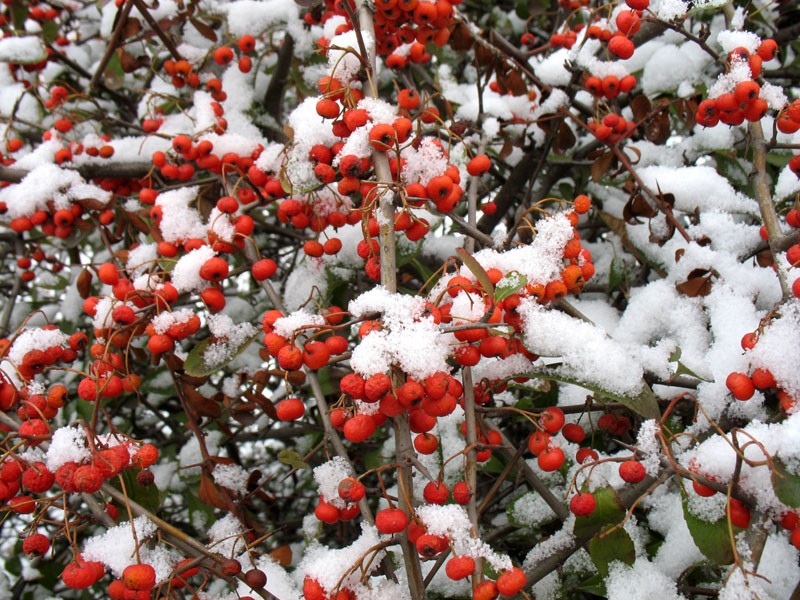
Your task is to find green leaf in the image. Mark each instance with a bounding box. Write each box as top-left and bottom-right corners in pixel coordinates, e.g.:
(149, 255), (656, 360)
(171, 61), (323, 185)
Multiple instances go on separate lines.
(668, 346), (709, 381)
(278, 450), (308, 470)
(456, 247), (494, 298)
(42, 21), (59, 44)
(573, 487), (625, 539)
(772, 458), (800, 508)
(184, 333), (258, 377)
(573, 573), (606, 596)
(590, 525), (635, 576)
(681, 491), (735, 565)
(520, 365), (661, 419)
(609, 257), (626, 290)
(494, 271), (527, 302)
(108, 470), (161, 518)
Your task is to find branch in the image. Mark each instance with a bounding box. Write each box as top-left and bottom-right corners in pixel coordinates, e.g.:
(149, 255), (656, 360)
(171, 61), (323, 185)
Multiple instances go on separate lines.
(0, 162), (151, 183)
(748, 120), (792, 301)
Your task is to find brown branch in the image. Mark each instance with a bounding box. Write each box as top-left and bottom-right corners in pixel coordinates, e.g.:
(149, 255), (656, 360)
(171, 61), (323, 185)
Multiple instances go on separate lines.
(91, 0), (135, 90)
(131, 0), (183, 61)
(748, 120), (792, 300)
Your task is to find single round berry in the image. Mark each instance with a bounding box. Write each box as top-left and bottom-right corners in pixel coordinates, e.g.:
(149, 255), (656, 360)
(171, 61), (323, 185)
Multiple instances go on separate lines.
(619, 460), (646, 483)
(570, 492), (596, 516)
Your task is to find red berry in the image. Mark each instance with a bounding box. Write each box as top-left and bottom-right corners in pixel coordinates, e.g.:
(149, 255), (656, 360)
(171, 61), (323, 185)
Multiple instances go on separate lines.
(496, 567), (526, 596)
(727, 498), (751, 529)
(562, 423), (585, 443)
(726, 372), (755, 401)
(343, 414), (376, 443)
(338, 477), (365, 503)
(541, 406), (565, 434)
(375, 507), (408, 534)
(619, 460), (646, 483)
(538, 447), (565, 471)
(445, 554), (475, 580)
(570, 492), (596, 516)
(275, 397), (305, 421)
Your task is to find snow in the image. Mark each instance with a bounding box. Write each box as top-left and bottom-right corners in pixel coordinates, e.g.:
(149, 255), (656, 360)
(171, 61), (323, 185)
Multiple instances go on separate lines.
(299, 523), (385, 594)
(605, 557), (687, 600)
(313, 456), (352, 510)
(273, 310), (326, 339)
(203, 314), (257, 370)
(171, 246), (217, 293)
(348, 286), (451, 379)
(154, 187), (207, 244)
(0, 37), (47, 64)
(45, 426), (92, 472)
(82, 516), (179, 584)
(212, 463), (249, 496)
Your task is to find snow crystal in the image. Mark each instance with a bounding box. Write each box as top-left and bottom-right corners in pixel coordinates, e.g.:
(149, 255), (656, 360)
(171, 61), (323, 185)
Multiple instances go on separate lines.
(154, 187), (206, 243)
(652, 0), (688, 21)
(207, 208), (235, 243)
(417, 504), (513, 572)
(171, 246), (216, 293)
(605, 557), (687, 600)
(0, 36), (47, 64)
(757, 532), (800, 599)
(236, 554), (301, 600)
(207, 513), (246, 557)
(150, 308), (196, 335)
(533, 48), (572, 86)
(348, 287), (451, 379)
(519, 299), (645, 396)
(0, 163), (108, 220)
(716, 30), (761, 55)
(509, 491), (558, 527)
(273, 310), (326, 339)
(328, 29), (374, 85)
(83, 516), (179, 583)
(746, 301), (800, 400)
(401, 137), (449, 187)
(212, 463), (249, 495)
(45, 426), (91, 472)
(7, 328), (69, 367)
(125, 246), (159, 283)
(759, 82), (788, 112)
(300, 522), (385, 593)
(641, 42), (711, 97)
(708, 56), (757, 99)
(221, 0), (299, 38)
(523, 516), (576, 571)
(634, 166), (758, 217)
(203, 314), (257, 370)
(313, 456), (352, 510)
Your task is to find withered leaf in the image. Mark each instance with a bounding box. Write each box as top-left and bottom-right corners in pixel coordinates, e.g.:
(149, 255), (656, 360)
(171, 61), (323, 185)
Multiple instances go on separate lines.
(74, 218), (93, 232)
(76, 197), (107, 211)
(209, 455), (236, 465)
(269, 546), (292, 566)
(189, 17), (217, 42)
(645, 112), (671, 145)
(449, 22), (473, 51)
(474, 44), (495, 67)
(553, 121), (576, 155)
(198, 474), (228, 510)
(498, 69), (527, 97)
(591, 151), (614, 182)
(245, 390), (279, 420)
(623, 194), (657, 224)
(649, 213), (675, 246)
(676, 269), (713, 297)
(117, 48), (147, 73)
(77, 268), (92, 299)
(124, 210), (151, 234)
(182, 382), (221, 418)
(498, 135), (513, 160)
(630, 95), (652, 123)
(675, 248), (685, 262)
(180, 373), (208, 386)
(121, 16), (141, 40)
